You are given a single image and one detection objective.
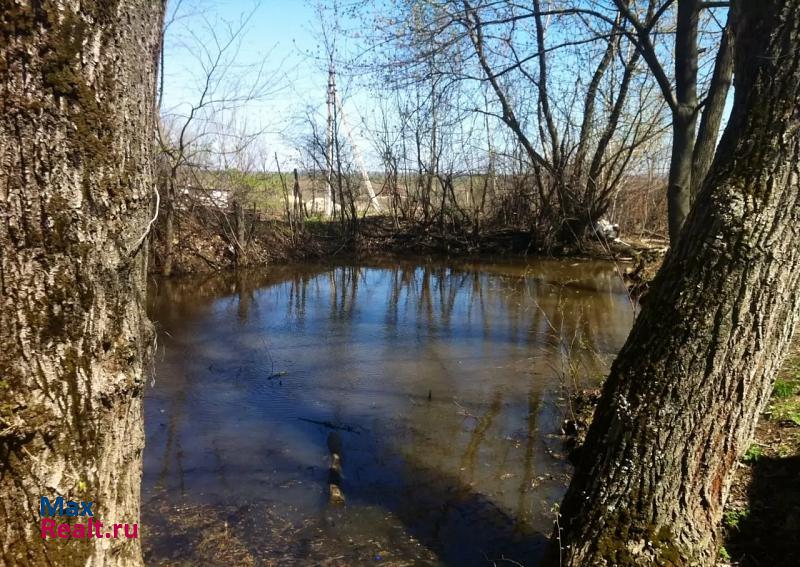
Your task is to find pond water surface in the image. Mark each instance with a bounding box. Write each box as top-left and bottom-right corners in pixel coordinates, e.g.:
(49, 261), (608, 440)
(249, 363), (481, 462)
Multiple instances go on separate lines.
(143, 257), (634, 566)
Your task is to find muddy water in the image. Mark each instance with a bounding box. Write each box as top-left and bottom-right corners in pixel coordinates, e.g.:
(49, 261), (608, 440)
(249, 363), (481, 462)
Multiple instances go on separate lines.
(143, 257), (634, 566)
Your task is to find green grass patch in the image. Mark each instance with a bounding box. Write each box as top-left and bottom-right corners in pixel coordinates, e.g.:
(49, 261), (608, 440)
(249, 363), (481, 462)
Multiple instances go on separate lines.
(723, 509), (749, 530)
(742, 444), (763, 463)
(769, 377), (800, 426)
(719, 546), (731, 561)
(768, 351), (800, 425)
(771, 402), (800, 426)
(773, 379), (799, 399)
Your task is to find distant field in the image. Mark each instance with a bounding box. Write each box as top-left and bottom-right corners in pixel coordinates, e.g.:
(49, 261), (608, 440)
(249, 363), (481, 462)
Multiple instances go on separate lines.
(189, 170), (666, 237)
(224, 171), (499, 219)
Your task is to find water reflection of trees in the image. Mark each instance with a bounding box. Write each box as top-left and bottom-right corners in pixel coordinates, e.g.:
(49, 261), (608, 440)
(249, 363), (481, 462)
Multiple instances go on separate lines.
(145, 259), (634, 565)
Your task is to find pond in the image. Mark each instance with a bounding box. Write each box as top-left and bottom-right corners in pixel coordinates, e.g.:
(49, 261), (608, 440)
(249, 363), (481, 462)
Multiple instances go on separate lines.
(143, 257), (634, 566)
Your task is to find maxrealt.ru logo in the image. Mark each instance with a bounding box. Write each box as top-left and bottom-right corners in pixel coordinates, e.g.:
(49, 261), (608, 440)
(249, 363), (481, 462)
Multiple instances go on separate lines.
(40, 496), (138, 540)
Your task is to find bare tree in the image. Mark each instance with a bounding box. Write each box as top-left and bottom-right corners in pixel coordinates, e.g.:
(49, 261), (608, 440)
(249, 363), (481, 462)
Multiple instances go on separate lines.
(360, 0), (669, 245)
(156, 1), (278, 275)
(606, 0), (735, 241)
(547, 1), (800, 564)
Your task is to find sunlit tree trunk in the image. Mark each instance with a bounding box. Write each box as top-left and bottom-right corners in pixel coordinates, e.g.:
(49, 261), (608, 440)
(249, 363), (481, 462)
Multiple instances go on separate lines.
(548, 1), (800, 565)
(0, 1), (163, 565)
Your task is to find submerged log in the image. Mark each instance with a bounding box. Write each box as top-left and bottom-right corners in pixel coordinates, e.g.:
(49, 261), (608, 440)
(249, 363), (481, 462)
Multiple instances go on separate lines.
(327, 432), (345, 505)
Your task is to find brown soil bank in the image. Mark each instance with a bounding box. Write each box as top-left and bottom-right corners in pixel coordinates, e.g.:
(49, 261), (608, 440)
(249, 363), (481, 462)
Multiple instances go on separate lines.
(149, 212), (660, 276)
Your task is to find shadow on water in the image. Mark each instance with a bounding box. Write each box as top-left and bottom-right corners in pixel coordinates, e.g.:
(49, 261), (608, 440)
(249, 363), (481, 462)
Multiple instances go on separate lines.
(142, 257), (634, 566)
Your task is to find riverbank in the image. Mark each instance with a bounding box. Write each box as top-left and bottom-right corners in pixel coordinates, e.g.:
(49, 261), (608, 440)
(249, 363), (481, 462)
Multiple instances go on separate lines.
(149, 213), (665, 276)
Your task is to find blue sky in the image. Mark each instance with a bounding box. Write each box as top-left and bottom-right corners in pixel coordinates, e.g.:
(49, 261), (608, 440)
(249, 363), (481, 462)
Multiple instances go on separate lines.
(160, 1), (731, 175)
(161, 0), (355, 167)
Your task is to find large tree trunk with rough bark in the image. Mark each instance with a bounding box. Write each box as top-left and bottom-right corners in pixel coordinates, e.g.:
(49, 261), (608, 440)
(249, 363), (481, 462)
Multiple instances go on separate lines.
(0, 1), (163, 566)
(548, 1), (800, 565)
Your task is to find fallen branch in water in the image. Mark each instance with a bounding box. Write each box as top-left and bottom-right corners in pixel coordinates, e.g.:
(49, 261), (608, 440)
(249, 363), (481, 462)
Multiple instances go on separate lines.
(297, 417), (362, 434)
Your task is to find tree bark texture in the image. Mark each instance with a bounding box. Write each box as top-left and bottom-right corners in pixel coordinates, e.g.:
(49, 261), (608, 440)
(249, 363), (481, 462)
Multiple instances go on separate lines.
(0, 1), (163, 566)
(549, 1), (800, 565)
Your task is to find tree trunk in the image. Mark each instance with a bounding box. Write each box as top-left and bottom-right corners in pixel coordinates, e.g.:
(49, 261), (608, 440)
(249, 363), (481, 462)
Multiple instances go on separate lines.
(234, 198), (246, 266)
(666, 108), (694, 241)
(666, 0), (700, 242)
(548, 1), (800, 565)
(690, 10), (735, 200)
(0, 2), (163, 566)
(162, 182), (175, 277)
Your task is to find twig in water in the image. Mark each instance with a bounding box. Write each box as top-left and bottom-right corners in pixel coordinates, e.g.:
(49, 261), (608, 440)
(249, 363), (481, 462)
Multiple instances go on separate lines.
(297, 417), (362, 434)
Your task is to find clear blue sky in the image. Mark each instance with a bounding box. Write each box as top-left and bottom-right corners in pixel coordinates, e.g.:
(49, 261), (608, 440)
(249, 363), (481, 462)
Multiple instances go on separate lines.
(161, 0), (363, 168)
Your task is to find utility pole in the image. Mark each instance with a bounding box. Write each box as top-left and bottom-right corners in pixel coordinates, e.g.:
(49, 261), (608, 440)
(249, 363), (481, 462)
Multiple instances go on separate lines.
(325, 64), (335, 217)
(337, 98), (382, 213)
(326, 63), (381, 216)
